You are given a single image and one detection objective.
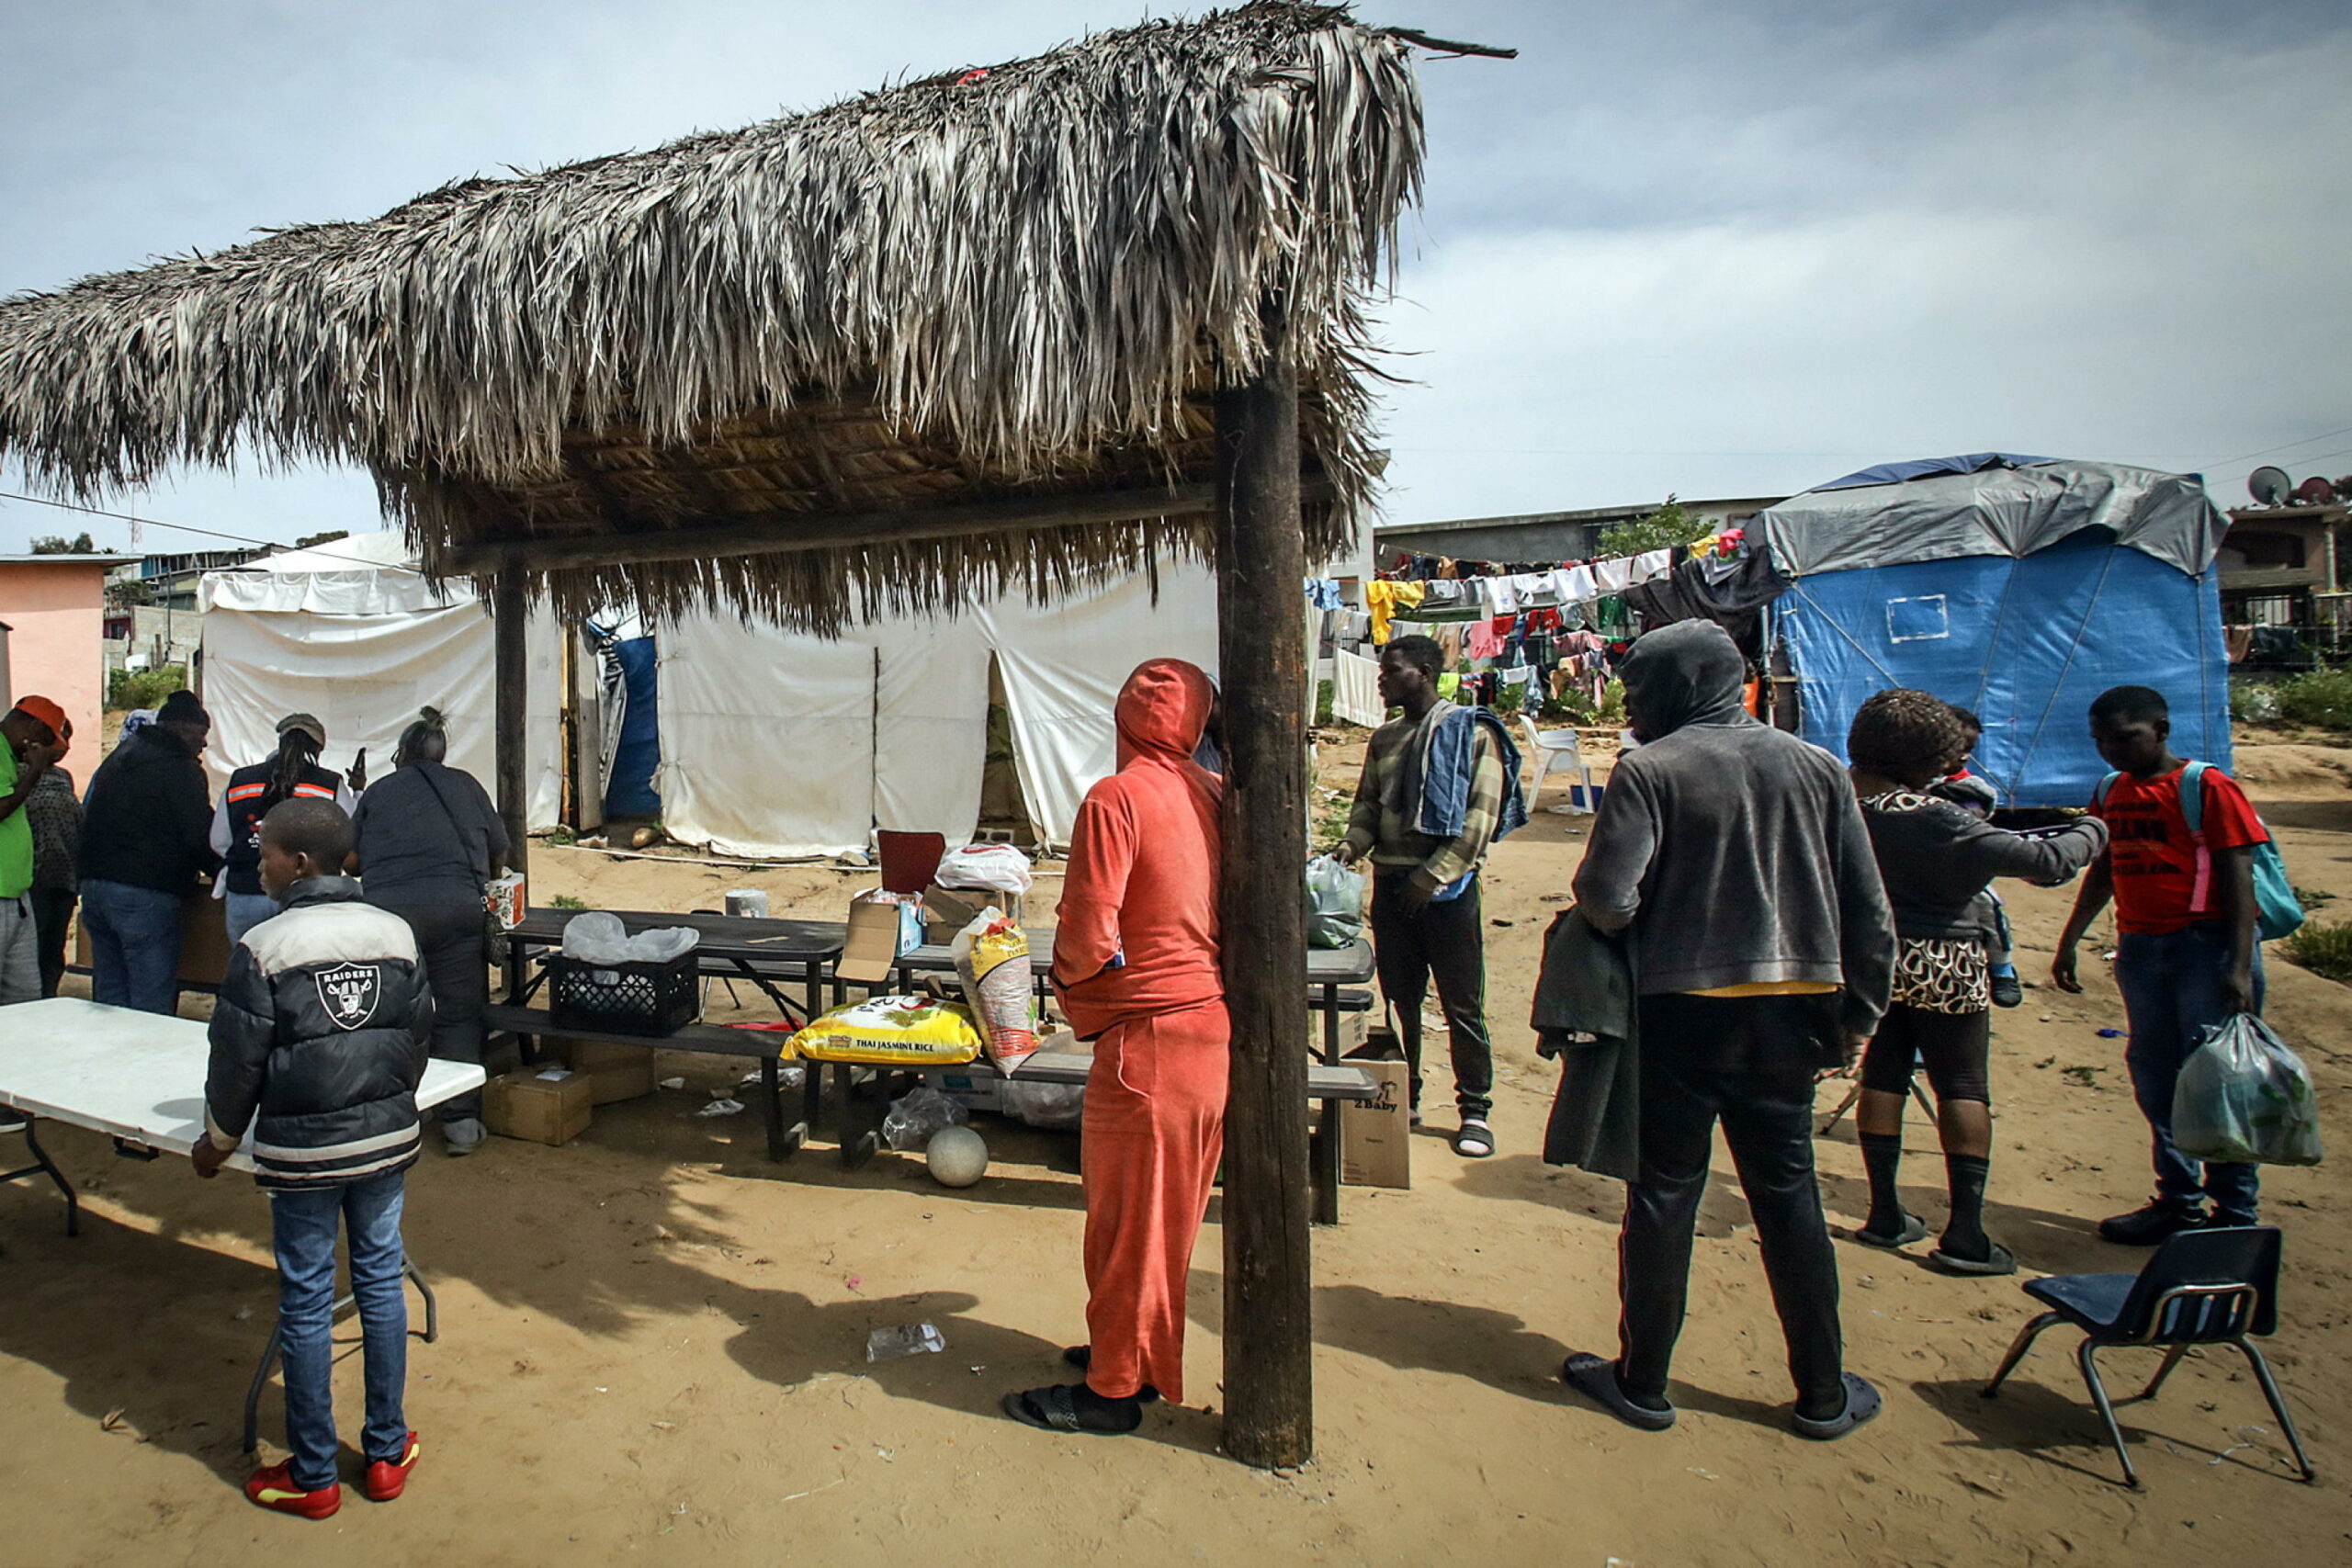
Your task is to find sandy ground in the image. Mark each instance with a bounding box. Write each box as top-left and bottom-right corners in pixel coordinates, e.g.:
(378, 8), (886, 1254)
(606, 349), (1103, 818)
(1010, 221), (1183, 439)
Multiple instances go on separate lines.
(3, 737), (2349, 1566)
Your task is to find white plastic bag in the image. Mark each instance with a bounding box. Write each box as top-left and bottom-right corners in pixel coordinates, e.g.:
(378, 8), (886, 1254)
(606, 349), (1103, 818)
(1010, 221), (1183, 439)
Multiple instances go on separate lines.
(560, 911), (631, 963)
(1306, 855), (1365, 949)
(1003, 1077), (1086, 1130)
(881, 1085), (970, 1152)
(2173, 1013), (2324, 1167)
(934, 843), (1035, 895)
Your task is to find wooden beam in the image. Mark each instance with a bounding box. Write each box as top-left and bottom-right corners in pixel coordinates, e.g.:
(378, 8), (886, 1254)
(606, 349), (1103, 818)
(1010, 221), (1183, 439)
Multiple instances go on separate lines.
(1215, 319), (1314, 1470)
(492, 570), (530, 876)
(434, 483), (1232, 575)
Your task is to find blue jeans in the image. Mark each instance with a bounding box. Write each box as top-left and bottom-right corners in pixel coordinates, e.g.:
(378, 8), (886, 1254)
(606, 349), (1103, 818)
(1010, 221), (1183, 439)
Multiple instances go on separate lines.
(78, 880), (184, 1015)
(224, 891), (281, 947)
(270, 1172), (410, 1490)
(2113, 921), (2264, 1221)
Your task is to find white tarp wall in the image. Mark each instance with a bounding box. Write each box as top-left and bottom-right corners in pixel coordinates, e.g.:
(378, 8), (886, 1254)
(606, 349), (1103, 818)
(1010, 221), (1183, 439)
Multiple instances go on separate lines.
(199, 540), (563, 829)
(654, 558), (1218, 858)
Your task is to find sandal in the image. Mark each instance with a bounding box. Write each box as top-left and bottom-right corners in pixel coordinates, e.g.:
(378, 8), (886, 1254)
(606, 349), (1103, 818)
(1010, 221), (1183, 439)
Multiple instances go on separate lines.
(1001, 1384), (1142, 1435)
(1453, 1120), (1495, 1159)
(1059, 1346), (1160, 1403)
(1928, 1241), (2018, 1277)
(1851, 1213), (1928, 1249)
(1561, 1352), (1676, 1432)
(1790, 1373), (1882, 1441)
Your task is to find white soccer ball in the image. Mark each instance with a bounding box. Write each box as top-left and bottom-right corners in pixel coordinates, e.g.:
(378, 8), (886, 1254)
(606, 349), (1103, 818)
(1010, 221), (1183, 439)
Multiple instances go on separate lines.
(925, 1125), (989, 1188)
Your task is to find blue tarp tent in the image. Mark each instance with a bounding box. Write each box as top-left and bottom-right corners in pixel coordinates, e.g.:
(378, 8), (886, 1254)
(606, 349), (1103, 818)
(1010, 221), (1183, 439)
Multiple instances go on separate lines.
(1760, 457), (2230, 807)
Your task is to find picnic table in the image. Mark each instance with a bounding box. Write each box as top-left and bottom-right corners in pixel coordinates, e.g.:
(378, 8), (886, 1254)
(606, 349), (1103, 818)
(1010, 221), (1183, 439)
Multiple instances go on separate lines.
(0, 997), (486, 1452)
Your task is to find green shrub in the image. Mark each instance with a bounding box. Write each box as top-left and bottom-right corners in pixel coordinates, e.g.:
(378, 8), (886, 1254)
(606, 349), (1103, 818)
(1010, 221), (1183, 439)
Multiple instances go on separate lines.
(107, 664), (188, 712)
(2272, 667), (2352, 731)
(2280, 919), (2352, 985)
(1315, 679), (1335, 728)
(549, 894), (589, 911)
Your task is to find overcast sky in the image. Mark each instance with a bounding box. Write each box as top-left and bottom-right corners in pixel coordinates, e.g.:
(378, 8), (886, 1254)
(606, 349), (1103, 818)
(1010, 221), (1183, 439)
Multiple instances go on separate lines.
(3, 0), (2346, 555)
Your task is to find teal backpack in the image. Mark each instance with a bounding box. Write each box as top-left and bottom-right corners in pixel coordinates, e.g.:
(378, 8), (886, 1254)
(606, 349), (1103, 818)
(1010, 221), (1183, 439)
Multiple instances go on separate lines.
(2096, 761), (2305, 942)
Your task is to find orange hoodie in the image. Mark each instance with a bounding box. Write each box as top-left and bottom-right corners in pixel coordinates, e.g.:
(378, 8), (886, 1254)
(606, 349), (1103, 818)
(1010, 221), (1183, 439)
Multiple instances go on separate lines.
(1051, 660), (1224, 1037)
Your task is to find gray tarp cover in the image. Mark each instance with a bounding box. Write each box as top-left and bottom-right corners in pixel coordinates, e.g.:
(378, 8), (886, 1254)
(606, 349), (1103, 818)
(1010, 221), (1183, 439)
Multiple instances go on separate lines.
(1761, 459), (2224, 580)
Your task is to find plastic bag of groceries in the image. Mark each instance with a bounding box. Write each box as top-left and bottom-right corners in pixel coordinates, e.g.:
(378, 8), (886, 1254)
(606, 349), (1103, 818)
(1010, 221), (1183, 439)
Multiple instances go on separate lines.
(2173, 1013), (2324, 1167)
(1306, 855), (1366, 949)
(882, 1085), (970, 1152)
(952, 908), (1038, 1068)
(934, 843), (1035, 896)
(1003, 1077), (1086, 1130)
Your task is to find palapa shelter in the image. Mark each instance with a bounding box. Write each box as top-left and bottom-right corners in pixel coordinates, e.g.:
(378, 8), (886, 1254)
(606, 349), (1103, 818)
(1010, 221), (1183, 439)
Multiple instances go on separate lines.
(0, 0), (1498, 1466)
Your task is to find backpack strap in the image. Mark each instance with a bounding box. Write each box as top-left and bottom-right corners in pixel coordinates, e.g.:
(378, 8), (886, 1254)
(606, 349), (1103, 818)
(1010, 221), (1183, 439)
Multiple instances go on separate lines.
(2177, 761), (2213, 914)
(2093, 770), (2121, 809)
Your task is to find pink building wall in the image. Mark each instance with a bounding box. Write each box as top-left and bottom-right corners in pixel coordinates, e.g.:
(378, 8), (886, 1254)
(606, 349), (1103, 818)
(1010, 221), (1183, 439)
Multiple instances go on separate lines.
(0, 558), (120, 770)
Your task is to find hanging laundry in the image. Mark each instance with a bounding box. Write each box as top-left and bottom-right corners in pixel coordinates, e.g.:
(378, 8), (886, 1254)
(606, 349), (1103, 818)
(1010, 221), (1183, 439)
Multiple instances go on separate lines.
(1464, 618), (1507, 660)
(1305, 578), (1343, 611)
(1630, 548), (1673, 583)
(1482, 575), (1520, 615)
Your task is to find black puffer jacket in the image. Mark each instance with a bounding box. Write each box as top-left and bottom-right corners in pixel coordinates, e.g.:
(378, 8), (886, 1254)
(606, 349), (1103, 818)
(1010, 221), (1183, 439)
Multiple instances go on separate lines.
(204, 877), (435, 1189)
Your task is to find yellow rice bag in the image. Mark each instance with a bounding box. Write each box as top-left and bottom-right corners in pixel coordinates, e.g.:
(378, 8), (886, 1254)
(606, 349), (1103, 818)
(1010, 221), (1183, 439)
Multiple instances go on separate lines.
(793, 995), (983, 1066)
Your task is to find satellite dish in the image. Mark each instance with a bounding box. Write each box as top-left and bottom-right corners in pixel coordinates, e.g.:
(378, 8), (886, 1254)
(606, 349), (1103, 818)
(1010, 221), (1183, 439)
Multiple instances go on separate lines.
(2249, 466), (2292, 505)
(2295, 475), (2335, 506)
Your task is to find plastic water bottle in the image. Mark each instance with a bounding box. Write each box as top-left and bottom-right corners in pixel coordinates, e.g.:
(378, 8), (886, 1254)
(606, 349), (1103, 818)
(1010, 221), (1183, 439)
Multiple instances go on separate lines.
(865, 1323), (946, 1363)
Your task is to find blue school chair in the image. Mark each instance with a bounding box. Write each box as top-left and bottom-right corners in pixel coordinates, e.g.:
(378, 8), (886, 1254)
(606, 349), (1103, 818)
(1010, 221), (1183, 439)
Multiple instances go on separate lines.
(1980, 1225), (2314, 1488)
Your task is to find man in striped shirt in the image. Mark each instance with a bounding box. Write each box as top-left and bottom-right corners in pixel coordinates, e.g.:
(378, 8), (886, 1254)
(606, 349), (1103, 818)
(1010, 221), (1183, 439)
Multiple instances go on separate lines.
(1335, 635), (1520, 1157)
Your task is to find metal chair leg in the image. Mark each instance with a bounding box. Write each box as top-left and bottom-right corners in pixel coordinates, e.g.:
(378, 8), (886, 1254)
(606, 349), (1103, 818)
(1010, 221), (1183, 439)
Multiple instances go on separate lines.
(1982, 1311), (2059, 1396)
(405, 1259), (439, 1344)
(1817, 1079), (1862, 1136)
(2234, 1339), (2317, 1482)
(2078, 1340), (2140, 1488)
(2138, 1343), (2189, 1401)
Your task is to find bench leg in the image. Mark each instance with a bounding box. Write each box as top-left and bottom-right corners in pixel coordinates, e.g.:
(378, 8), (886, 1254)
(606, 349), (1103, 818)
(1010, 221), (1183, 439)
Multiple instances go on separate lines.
(1311, 1095), (1342, 1225)
(761, 1056), (786, 1162)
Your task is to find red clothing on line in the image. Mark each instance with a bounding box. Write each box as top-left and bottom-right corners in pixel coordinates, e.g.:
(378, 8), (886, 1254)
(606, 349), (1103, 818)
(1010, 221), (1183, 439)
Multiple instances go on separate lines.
(2091, 764), (2267, 935)
(1050, 658), (1228, 1404)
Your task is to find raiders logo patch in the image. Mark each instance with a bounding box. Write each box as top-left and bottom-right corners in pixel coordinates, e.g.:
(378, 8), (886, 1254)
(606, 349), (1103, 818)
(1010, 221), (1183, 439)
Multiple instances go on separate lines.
(316, 963), (384, 1032)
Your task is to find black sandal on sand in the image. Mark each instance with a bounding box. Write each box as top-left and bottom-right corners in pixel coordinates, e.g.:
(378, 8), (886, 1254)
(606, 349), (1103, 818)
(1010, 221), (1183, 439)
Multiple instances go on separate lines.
(1453, 1120), (1495, 1158)
(1928, 1241), (2018, 1277)
(1790, 1373), (1883, 1441)
(1002, 1384), (1143, 1435)
(1060, 1346), (1160, 1403)
(1851, 1213), (1928, 1249)
(1561, 1352), (1676, 1432)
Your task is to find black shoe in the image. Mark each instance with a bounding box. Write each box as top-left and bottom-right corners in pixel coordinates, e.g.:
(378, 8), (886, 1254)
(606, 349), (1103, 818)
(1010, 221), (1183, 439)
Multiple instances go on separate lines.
(2098, 1199), (2206, 1247)
(1990, 973), (2023, 1009)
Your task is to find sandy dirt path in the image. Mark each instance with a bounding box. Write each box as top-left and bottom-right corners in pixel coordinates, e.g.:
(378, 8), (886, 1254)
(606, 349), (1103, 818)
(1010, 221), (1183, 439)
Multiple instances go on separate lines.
(2, 739), (2346, 1565)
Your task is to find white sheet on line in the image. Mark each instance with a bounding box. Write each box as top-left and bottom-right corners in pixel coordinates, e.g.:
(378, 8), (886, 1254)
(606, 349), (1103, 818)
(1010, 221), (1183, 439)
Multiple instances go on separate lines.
(198, 597), (562, 830)
(1332, 648), (1386, 728)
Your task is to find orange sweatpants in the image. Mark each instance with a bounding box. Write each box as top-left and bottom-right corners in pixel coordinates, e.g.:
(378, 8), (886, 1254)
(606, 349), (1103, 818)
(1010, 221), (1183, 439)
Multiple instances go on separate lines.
(1080, 1000), (1230, 1404)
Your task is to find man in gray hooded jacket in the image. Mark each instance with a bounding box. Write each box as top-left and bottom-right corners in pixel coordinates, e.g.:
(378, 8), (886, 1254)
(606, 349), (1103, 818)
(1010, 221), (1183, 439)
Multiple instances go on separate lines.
(1563, 621), (1895, 1440)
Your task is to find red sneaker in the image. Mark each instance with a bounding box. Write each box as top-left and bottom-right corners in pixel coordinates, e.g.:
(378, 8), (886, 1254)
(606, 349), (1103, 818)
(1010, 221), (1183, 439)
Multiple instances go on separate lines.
(364, 1431), (422, 1502)
(244, 1461), (341, 1519)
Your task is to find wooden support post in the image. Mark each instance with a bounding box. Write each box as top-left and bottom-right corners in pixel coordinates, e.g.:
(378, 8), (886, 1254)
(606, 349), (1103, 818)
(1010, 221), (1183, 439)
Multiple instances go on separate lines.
(1215, 316), (1313, 1470)
(492, 570), (529, 877)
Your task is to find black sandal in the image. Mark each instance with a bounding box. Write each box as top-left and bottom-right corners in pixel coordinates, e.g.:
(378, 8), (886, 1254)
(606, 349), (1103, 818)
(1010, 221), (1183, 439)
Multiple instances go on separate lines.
(1001, 1384), (1142, 1435)
(1060, 1346), (1160, 1404)
(1561, 1352), (1676, 1432)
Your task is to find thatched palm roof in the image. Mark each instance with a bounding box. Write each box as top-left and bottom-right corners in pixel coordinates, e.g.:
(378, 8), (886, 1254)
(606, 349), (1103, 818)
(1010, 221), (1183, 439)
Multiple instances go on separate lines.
(0, 1), (1429, 626)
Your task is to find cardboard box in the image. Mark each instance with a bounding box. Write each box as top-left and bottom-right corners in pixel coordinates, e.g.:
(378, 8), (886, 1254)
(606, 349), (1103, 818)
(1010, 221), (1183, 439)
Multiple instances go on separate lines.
(482, 1068), (594, 1146)
(74, 888), (232, 987)
(922, 883), (1023, 942)
(838, 893), (924, 985)
(548, 1039), (658, 1104)
(1339, 1058), (1412, 1190)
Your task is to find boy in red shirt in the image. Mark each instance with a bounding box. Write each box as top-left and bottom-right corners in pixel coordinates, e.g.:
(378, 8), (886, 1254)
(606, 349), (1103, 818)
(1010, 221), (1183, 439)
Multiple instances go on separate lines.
(2052, 685), (2266, 1243)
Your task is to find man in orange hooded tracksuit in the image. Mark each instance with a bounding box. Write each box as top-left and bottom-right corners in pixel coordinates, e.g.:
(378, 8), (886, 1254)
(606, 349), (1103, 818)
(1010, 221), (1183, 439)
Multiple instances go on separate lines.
(1004, 659), (1227, 1436)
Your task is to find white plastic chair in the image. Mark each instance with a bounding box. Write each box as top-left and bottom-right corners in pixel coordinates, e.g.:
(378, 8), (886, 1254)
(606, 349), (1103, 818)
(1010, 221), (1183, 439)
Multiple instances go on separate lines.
(1518, 716), (1602, 814)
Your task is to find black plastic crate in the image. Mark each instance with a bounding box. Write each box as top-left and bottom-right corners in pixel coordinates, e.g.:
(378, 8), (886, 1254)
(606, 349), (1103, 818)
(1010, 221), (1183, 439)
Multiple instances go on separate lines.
(546, 951), (701, 1036)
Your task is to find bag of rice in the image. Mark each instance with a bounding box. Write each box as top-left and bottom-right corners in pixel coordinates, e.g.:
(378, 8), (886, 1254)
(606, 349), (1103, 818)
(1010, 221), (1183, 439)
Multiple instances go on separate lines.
(792, 996), (983, 1066)
(951, 908), (1037, 1069)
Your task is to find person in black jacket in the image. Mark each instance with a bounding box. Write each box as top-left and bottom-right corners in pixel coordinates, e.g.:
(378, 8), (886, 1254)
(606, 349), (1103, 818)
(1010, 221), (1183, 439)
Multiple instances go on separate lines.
(78, 688), (221, 1014)
(351, 707), (506, 1156)
(195, 796), (433, 1519)
(1844, 691), (2108, 1276)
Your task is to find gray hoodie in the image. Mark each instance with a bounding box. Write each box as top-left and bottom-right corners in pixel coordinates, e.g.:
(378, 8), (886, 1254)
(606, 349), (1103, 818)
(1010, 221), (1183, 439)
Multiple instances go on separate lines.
(1572, 622), (1895, 1034)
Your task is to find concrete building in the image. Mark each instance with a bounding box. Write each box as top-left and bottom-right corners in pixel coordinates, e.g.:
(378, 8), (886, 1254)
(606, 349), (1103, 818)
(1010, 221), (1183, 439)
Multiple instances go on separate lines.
(0, 552), (142, 755)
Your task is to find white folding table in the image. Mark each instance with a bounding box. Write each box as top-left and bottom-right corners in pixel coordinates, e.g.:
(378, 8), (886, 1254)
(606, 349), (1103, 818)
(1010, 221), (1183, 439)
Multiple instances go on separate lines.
(0, 997), (486, 1450)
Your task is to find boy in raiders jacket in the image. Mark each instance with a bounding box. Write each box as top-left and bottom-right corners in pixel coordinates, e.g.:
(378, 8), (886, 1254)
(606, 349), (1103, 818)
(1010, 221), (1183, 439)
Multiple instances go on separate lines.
(193, 796), (435, 1519)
